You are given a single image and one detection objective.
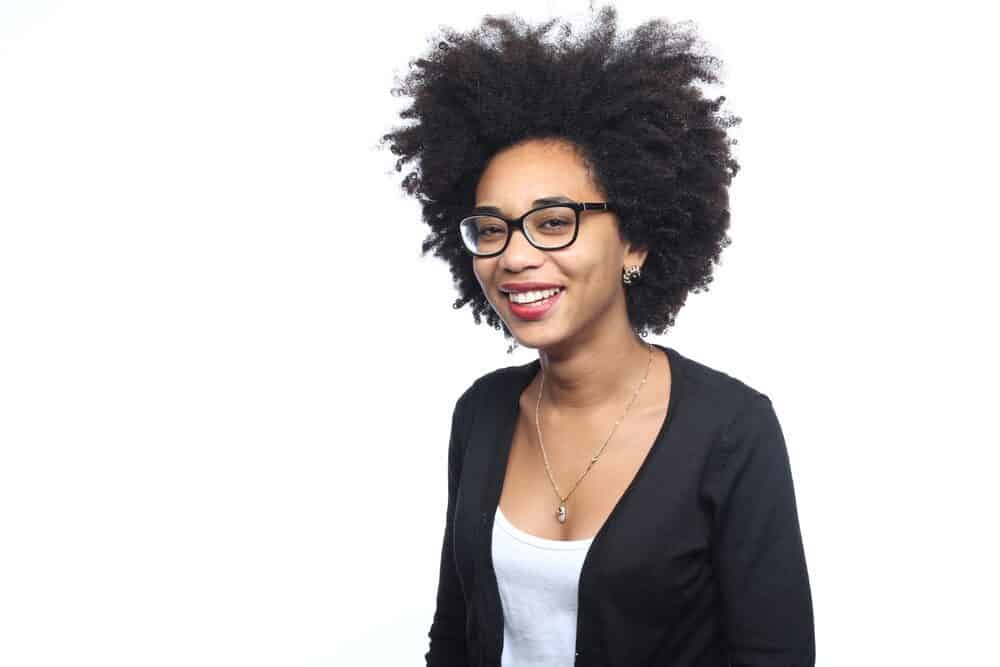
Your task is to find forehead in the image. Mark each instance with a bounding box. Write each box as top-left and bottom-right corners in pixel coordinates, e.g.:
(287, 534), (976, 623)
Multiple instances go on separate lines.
(474, 140), (596, 209)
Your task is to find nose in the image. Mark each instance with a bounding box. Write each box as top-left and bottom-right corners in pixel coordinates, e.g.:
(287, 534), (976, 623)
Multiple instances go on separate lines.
(499, 227), (545, 270)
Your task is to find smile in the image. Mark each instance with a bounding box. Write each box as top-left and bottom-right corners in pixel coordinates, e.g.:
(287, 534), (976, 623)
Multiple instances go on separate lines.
(505, 287), (564, 321)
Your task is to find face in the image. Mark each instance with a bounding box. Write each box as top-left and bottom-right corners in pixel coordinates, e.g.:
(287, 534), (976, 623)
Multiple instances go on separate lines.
(471, 139), (647, 350)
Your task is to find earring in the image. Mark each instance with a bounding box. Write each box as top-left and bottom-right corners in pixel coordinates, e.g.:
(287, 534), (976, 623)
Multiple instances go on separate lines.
(623, 264), (642, 286)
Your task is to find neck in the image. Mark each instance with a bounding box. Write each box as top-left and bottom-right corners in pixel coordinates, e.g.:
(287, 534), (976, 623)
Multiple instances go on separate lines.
(537, 332), (653, 413)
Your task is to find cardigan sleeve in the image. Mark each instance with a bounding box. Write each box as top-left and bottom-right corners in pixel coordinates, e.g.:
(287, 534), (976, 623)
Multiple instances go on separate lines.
(702, 393), (815, 666)
(424, 383), (476, 667)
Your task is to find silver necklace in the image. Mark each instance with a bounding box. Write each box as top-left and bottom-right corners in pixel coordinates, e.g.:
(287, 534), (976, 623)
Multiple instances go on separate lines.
(535, 341), (654, 524)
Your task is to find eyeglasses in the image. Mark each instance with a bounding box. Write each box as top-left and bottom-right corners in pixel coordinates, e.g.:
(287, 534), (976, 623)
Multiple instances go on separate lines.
(458, 201), (614, 257)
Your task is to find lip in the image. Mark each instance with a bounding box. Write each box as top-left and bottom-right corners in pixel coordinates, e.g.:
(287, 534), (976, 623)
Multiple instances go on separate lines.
(505, 286), (564, 321)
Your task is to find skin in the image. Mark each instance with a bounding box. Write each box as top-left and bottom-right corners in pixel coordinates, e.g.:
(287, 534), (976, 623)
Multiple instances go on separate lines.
(473, 138), (674, 539)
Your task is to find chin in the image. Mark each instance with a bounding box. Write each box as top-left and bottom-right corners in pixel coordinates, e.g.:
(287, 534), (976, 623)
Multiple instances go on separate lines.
(510, 329), (568, 351)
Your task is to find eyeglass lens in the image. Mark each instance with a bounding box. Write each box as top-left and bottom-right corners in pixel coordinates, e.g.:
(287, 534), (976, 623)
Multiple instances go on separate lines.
(460, 206), (576, 256)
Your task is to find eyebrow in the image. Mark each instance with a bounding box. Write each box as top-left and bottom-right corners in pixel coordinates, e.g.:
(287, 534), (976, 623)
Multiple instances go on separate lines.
(472, 195), (574, 215)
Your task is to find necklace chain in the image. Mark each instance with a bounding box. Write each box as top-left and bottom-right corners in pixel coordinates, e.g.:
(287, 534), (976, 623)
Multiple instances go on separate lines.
(535, 341), (654, 523)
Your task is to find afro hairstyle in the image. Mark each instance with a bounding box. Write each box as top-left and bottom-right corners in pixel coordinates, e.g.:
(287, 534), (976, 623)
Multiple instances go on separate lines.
(378, 5), (741, 343)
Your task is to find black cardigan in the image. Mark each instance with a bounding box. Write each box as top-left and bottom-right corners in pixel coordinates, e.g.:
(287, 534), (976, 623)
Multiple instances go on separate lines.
(425, 343), (815, 666)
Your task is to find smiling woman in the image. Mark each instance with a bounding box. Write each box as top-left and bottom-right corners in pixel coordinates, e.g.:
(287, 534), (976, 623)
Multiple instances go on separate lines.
(377, 5), (814, 667)
(378, 6), (741, 349)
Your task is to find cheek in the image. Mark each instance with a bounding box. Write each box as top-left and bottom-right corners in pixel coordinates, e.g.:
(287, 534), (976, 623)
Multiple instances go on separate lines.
(562, 250), (616, 292)
(472, 259), (493, 295)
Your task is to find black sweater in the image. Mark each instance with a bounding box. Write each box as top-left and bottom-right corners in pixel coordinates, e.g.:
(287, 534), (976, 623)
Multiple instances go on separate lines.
(425, 343), (815, 666)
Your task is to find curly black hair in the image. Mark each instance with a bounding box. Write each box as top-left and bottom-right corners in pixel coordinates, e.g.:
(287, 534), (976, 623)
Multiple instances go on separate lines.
(378, 5), (741, 343)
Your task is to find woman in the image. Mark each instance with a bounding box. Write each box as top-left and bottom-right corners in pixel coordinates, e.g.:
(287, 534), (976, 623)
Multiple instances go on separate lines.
(379, 6), (814, 666)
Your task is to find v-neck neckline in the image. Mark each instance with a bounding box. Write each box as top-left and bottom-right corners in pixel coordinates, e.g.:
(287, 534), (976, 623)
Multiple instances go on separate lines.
(480, 343), (684, 579)
(479, 342), (685, 662)
(496, 341), (681, 530)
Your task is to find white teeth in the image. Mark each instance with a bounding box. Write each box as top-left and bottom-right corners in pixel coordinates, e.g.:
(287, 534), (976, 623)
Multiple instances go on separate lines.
(508, 287), (562, 304)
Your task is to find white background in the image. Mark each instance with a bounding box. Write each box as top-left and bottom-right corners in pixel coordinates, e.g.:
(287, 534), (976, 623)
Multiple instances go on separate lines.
(1, 1), (997, 665)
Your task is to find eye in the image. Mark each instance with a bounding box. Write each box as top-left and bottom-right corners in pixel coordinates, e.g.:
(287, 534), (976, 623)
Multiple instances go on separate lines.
(536, 218), (573, 235)
(477, 225), (505, 237)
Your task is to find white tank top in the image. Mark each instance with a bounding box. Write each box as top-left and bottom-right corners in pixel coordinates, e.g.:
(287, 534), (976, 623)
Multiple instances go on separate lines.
(491, 505), (595, 666)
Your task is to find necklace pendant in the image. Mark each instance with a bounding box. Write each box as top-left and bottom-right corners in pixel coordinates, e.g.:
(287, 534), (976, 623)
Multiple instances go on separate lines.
(556, 502), (567, 524)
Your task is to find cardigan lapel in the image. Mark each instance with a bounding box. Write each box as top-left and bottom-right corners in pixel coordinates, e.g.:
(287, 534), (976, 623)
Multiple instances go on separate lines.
(475, 358), (540, 666)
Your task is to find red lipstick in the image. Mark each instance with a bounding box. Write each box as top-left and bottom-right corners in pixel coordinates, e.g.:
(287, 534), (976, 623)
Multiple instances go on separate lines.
(506, 287), (563, 321)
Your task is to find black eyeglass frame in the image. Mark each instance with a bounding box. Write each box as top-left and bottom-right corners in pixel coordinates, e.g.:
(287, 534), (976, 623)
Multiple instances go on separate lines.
(458, 201), (615, 258)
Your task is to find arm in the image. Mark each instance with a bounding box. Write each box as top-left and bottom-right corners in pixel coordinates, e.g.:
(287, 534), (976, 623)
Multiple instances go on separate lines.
(703, 393), (815, 666)
(424, 384), (476, 666)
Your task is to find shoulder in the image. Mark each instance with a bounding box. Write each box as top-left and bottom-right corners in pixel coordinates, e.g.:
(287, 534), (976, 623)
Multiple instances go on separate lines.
(450, 357), (537, 423)
(671, 351), (790, 493)
(667, 346), (775, 434)
(670, 350), (791, 499)
(459, 357), (538, 402)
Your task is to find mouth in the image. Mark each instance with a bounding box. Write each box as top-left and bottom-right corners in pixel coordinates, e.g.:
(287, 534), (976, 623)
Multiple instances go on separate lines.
(503, 286), (565, 320)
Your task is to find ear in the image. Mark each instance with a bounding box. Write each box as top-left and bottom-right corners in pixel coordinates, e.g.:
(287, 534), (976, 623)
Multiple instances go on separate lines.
(624, 241), (649, 271)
